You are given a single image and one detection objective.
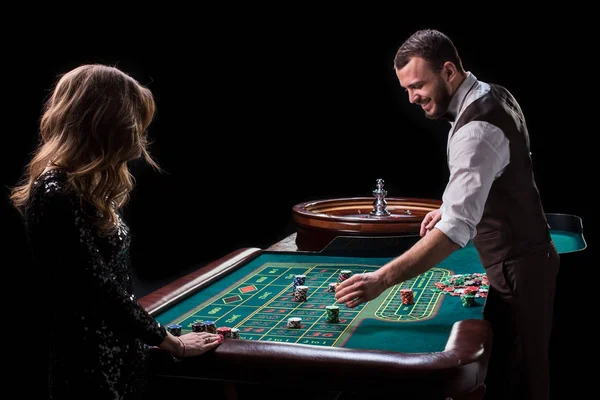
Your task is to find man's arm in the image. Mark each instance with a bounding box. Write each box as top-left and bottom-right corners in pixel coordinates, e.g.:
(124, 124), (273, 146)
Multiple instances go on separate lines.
(377, 228), (460, 287)
(334, 228), (459, 307)
(437, 121), (510, 247)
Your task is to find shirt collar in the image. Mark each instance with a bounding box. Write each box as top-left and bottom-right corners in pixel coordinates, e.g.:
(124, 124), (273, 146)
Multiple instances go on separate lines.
(444, 72), (477, 123)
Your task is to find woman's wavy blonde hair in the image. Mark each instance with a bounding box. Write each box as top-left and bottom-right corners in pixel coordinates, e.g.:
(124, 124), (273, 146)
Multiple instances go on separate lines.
(10, 64), (160, 235)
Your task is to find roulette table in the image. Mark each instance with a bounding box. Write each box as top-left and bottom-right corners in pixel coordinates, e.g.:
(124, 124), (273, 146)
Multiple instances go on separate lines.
(141, 212), (586, 399)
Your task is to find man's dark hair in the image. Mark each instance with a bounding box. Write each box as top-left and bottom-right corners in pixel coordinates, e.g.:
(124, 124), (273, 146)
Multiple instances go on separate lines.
(394, 29), (464, 73)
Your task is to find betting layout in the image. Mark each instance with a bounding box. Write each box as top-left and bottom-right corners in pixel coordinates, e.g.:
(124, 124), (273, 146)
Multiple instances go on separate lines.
(165, 262), (487, 346)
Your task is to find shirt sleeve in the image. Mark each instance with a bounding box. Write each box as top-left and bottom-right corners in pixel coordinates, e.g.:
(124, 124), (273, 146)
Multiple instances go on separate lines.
(26, 187), (167, 346)
(435, 121), (510, 247)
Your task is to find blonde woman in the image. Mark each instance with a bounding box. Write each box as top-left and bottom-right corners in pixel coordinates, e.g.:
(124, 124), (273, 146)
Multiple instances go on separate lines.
(10, 64), (222, 399)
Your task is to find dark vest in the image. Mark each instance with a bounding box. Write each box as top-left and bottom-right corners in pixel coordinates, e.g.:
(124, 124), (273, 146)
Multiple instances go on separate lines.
(452, 84), (551, 268)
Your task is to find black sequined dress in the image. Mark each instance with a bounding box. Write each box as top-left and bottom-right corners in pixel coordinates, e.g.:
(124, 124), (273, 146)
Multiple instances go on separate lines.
(25, 169), (167, 399)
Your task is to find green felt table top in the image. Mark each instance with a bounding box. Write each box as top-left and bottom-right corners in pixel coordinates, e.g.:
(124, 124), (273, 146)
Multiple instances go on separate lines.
(154, 230), (584, 353)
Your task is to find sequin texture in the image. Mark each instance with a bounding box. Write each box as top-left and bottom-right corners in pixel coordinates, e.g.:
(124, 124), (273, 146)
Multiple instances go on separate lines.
(25, 169), (167, 399)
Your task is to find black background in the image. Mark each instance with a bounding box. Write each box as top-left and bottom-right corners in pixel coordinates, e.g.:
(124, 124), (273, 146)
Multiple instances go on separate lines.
(2, 13), (595, 398)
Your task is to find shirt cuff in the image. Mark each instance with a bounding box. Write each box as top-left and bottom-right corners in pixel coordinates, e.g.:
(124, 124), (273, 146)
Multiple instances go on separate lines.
(434, 218), (471, 248)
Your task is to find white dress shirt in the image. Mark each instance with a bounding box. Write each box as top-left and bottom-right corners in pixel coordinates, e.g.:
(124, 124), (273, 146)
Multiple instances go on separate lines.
(434, 73), (510, 247)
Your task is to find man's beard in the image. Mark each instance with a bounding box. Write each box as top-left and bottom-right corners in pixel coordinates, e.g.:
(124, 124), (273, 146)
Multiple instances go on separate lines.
(426, 85), (452, 120)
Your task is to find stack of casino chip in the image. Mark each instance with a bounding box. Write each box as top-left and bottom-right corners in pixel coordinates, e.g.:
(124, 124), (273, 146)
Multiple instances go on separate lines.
(204, 320), (217, 333)
(326, 305), (340, 323)
(327, 282), (338, 292)
(338, 270), (352, 283)
(432, 273), (489, 299)
(287, 317), (302, 329)
(292, 274), (306, 293)
(192, 321), (206, 332)
(461, 294), (476, 307)
(400, 289), (414, 305)
(167, 324), (182, 336)
(217, 326), (232, 339)
(294, 285), (308, 302)
(185, 320), (242, 339)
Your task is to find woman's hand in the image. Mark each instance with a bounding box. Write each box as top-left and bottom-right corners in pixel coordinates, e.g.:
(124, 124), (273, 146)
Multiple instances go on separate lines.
(177, 332), (223, 357)
(160, 331), (223, 359)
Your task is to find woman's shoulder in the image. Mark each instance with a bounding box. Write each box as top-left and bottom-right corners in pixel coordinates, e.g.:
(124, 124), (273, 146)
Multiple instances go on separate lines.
(28, 168), (78, 211)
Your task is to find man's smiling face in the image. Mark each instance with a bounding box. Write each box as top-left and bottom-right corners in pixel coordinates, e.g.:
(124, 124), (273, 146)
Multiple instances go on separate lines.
(396, 56), (452, 120)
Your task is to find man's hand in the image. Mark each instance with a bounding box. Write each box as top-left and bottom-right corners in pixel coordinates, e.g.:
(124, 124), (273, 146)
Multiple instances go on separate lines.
(334, 271), (387, 308)
(334, 225), (459, 310)
(420, 209), (442, 236)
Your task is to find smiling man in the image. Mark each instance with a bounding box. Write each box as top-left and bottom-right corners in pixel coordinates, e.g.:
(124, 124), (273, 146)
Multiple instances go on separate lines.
(334, 29), (559, 400)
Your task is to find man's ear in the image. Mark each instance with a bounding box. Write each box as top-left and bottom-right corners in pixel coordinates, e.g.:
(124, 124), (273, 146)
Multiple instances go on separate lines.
(443, 61), (457, 81)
